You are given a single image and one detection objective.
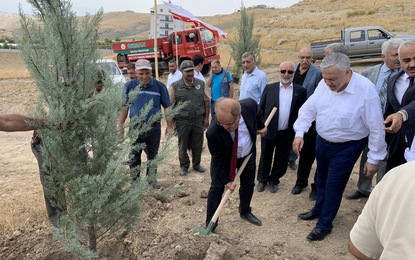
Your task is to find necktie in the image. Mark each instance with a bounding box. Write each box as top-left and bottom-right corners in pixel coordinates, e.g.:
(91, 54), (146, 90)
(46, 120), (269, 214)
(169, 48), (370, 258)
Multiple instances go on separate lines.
(229, 128), (238, 181)
(409, 77), (414, 89)
(379, 69), (393, 113)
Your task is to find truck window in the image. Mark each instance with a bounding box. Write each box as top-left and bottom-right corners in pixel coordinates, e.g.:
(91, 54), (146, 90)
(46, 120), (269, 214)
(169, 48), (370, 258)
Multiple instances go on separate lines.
(350, 30), (365, 42)
(199, 28), (215, 43)
(368, 29), (387, 40)
(171, 34), (182, 45)
(186, 32), (198, 43)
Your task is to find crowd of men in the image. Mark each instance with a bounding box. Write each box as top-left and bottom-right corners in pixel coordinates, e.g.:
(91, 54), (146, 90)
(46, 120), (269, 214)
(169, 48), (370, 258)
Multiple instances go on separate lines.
(2, 39), (415, 259)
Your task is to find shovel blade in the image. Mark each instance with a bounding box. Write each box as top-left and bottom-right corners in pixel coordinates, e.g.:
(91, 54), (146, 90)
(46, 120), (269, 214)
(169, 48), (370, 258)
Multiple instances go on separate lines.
(192, 222), (216, 236)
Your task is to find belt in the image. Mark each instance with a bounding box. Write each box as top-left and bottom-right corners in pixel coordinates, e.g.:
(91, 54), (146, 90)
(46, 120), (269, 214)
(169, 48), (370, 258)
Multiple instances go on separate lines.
(319, 135), (367, 145)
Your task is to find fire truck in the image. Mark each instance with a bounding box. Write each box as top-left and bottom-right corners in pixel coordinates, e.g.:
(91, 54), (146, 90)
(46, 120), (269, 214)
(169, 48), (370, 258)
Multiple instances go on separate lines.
(112, 27), (220, 75)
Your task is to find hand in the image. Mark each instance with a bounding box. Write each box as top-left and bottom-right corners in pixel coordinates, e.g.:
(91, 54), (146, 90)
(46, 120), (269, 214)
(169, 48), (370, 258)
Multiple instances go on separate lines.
(384, 112), (403, 133)
(165, 125), (173, 136)
(292, 137), (304, 157)
(225, 181), (237, 192)
(117, 124), (125, 139)
(364, 162), (378, 176)
(257, 127), (267, 137)
(203, 117), (209, 128)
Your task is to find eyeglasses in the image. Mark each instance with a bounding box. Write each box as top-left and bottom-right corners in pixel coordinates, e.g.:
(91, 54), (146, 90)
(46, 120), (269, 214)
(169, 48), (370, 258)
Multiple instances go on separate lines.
(280, 70), (294, 75)
(217, 115), (239, 128)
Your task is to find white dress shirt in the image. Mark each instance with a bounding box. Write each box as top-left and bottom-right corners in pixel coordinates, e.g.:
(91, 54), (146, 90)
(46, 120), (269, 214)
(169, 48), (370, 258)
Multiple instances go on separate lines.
(194, 70), (205, 83)
(278, 83), (293, 130)
(167, 70), (182, 90)
(294, 71), (387, 164)
(236, 115), (252, 158)
(394, 73), (412, 104)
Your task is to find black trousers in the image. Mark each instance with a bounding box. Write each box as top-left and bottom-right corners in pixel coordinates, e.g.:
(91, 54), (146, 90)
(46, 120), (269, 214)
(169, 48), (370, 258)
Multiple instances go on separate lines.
(295, 122), (317, 188)
(257, 129), (293, 184)
(386, 142), (408, 172)
(128, 126), (161, 181)
(206, 152), (256, 225)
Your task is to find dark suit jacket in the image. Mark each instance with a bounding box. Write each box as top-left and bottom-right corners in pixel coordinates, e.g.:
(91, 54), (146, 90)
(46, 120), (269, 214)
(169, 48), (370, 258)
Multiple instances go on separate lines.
(385, 71), (415, 155)
(295, 63), (322, 98)
(206, 98), (264, 186)
(259, 82), (307, 140)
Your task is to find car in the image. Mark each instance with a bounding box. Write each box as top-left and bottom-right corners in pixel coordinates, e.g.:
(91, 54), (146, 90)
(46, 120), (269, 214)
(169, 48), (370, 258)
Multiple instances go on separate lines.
(96, 59), (126, 86)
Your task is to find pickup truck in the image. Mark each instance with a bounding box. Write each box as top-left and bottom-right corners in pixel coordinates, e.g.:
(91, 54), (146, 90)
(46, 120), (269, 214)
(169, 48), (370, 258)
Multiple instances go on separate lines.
(310, 26), (415, 60)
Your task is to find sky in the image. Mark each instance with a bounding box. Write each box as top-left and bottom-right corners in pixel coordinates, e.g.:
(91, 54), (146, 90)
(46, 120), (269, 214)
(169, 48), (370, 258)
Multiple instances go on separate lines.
(1, 0), (301, 17)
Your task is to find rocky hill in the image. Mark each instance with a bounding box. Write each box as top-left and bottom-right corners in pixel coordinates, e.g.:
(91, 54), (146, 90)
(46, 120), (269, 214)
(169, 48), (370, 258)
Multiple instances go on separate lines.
(1, 0), (414, 67)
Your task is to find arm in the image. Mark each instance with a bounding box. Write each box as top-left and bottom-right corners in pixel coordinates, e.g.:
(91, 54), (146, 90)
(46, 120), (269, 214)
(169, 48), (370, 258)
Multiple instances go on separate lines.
(229, 82), (235, 99)
(0, 114), (38, 132)
(203, 97), (210, 128)
(165, 86), (176, 135)
(117, 108), (128, 133)
(205, 69), (213, 89)
(348, 240), (375, 260)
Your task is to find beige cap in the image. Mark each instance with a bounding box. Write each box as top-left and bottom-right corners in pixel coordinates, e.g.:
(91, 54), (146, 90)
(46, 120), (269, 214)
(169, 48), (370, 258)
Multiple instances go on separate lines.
(135, 59), (152, 70)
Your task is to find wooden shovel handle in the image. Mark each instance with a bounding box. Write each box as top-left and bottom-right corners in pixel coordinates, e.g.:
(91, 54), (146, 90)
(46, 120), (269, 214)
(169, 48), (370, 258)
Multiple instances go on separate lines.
(264, 107), (277, 127)
(210, 153), (252, 223)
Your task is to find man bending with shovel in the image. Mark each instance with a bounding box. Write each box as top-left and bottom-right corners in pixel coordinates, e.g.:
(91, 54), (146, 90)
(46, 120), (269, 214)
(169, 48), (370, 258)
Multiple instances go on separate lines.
(205, 97), (267, 231)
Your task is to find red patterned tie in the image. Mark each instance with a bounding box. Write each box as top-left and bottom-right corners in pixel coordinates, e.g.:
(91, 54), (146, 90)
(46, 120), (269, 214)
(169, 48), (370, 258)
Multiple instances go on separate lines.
(229, 128), (238, 181)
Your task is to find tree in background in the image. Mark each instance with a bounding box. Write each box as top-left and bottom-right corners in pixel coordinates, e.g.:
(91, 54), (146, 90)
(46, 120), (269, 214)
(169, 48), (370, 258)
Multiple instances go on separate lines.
(228, 2), (261, 79)
(18, 0), (172, 258)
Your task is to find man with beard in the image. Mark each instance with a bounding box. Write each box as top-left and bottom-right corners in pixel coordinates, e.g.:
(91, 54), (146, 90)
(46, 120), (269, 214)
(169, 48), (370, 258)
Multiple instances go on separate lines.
(257, 61), (307, 193)
(290, 47), (322, 200)
(166, 59), (182, 89)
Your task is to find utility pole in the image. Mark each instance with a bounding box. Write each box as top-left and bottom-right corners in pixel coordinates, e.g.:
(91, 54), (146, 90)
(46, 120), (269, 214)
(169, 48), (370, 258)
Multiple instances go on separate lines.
(153, 0), (159, 80)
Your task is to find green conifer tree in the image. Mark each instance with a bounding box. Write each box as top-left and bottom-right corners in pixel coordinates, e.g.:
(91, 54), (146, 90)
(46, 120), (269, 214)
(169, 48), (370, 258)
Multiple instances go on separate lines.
(18, 0), (172, 258)
(228, 2), (262, 78)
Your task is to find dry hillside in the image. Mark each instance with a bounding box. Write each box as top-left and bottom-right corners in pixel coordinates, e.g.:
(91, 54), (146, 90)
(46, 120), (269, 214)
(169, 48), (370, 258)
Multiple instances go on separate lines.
(1, 0), (415, 67)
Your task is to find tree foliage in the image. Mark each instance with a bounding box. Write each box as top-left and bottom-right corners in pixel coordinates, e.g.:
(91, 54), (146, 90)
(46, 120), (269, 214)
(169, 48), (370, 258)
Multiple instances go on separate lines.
(17, 0), (170, 258)
(228, 2), (262, 77)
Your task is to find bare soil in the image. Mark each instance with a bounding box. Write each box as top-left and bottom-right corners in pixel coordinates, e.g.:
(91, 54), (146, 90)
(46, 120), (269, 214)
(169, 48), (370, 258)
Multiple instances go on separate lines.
(0, 50), (374, 259)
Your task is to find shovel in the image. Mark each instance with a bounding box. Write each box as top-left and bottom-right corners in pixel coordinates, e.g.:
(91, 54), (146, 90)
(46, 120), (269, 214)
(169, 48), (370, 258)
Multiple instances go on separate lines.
(192, 153), (252, 236)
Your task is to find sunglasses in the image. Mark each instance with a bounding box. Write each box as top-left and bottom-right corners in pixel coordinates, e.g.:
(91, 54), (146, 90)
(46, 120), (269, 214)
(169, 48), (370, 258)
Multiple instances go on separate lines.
(280, 70), (294, 75)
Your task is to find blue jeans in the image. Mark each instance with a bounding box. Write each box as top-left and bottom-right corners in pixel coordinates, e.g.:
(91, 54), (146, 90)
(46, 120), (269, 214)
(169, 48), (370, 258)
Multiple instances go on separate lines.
(312, 135), (367, 231)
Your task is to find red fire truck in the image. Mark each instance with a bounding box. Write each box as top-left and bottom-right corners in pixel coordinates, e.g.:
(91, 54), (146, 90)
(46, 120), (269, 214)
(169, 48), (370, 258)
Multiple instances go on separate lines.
(112, 27), (220, 75)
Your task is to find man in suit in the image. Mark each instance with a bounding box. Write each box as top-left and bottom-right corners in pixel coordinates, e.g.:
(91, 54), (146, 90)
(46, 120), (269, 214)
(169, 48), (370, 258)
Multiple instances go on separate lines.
(206, 97), (266, 228)
(384, 40), (415, 171)
(293, 53), (387, 241)
(290, 47), (322, 200)
(257, 61), (307, 193)
(347, 39), (403, 200)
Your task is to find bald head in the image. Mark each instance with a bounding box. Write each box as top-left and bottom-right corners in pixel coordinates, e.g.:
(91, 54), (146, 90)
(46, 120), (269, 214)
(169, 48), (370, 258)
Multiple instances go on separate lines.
(215, 98), (241, 132)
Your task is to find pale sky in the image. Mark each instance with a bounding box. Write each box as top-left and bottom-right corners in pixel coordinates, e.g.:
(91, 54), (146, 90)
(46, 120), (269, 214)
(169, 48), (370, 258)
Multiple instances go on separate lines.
(1, 0), (301, 16)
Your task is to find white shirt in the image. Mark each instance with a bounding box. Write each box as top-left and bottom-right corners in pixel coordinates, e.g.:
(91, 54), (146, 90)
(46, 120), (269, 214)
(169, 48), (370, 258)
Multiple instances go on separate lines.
(278, 83), (293, 130)
(394, 73), (412, 104)
(294, 71), (387, 164)
(167, 70), (182, 90)
(194, 70), (205, 83)
(236, 116), (252, 158)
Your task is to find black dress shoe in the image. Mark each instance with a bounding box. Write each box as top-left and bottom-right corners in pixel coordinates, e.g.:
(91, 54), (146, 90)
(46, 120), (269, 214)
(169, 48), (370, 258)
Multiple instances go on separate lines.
(347, 190), (369, 200)
(240, 212), (262, 226)
(291, 185), (303, 195)
(180, 167), (188, 176)
(269, 183), (279, 193)
(257, 182), (266, 192)
(193, 165), (206, 173)
(298, 210), (319, 220)
(307, 227), (331, 241)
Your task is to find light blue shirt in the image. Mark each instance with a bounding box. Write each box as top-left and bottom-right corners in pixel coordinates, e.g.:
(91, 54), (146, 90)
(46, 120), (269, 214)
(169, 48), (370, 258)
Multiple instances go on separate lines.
(374, 64), (399, 93)
(239, 66), (268, 104)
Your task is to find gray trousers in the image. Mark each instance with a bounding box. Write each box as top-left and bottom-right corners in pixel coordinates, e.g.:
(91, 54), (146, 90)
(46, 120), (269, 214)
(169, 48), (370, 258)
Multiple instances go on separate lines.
(31, 142), (62, 227)
(357, 146), (387, 195)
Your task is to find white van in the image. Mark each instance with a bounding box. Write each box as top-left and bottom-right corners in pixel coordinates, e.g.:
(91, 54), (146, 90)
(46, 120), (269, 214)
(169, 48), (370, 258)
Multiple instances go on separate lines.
(96, 59), (126, 87)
